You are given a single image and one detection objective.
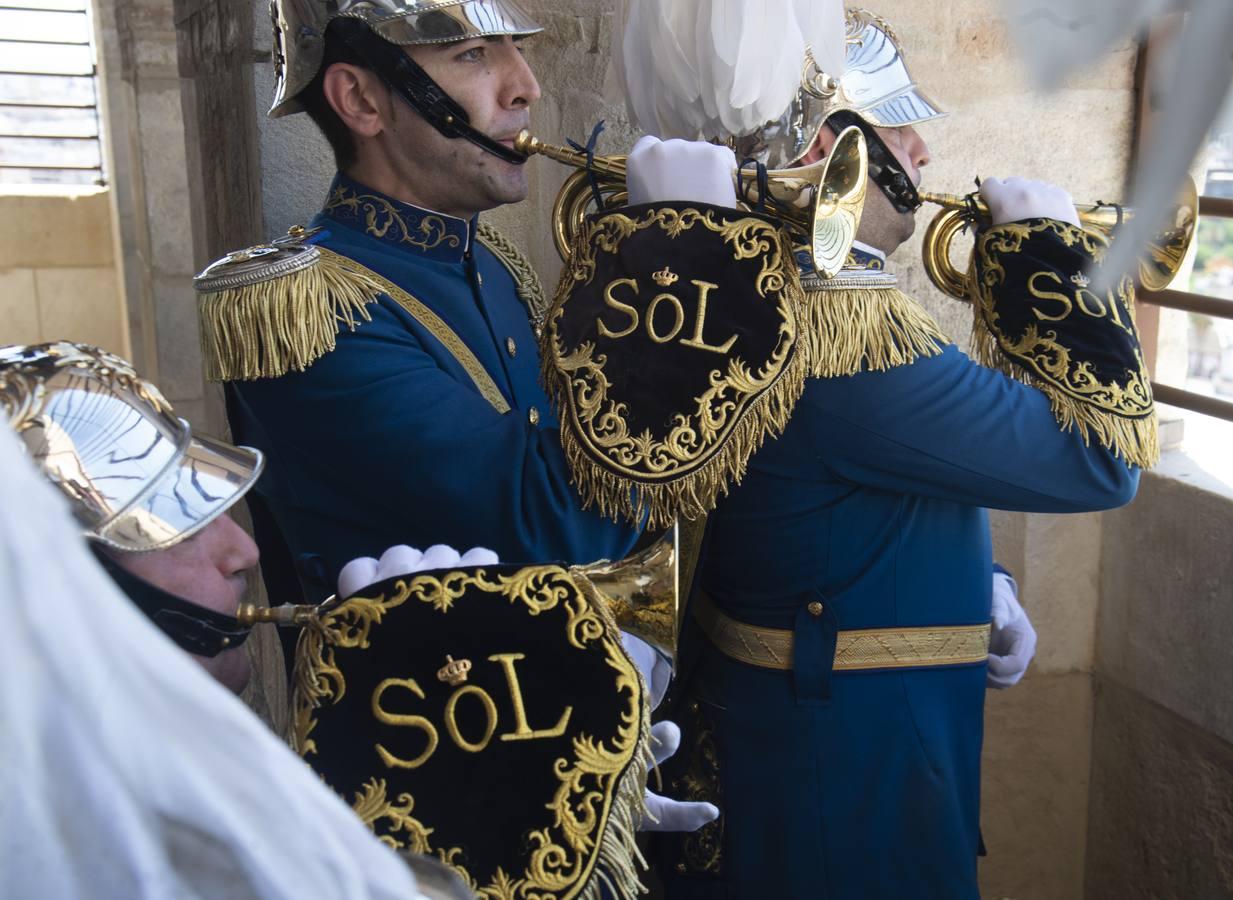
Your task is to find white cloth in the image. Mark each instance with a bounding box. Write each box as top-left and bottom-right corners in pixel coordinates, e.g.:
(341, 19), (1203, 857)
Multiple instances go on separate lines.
(987, 570), (1038, 690)
(626, 135), (739, 208)
(980, 177), (1080, 227)
(641, 722), (720, 833)
(620, 631), (672, 710)
(0, 428), (425, 900)
(337, 544), (499, 599)
(1000, 0), (1233, 295)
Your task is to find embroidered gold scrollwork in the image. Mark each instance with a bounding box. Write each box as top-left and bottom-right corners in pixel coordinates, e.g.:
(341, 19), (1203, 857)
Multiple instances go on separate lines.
(548, 208), (799, 483)
(293, 566), (648, 899)
(974, 220), (1153, 419)
(326, 184), (462, 252)
(674, 700), (723, 874)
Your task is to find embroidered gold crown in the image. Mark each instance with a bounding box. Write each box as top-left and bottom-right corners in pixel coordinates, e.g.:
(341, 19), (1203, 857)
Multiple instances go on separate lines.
(652, 267), (679, 287)
(436, 655), (472, 686)
(1070, 272), (1091, 288)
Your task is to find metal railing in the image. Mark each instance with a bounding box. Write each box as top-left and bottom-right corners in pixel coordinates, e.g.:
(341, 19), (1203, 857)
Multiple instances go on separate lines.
(1138, 192), (1233, 423)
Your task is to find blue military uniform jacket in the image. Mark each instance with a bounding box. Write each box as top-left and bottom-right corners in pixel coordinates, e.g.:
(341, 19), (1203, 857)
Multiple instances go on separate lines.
(220, 173), (638, 608)
(659, 240), (1141, 900)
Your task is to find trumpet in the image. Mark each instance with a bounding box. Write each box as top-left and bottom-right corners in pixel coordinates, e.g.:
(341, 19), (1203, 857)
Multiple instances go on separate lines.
(918, 178), (1199, 300)
(513, 127), (869, 279)
(236, 526), (683, 664)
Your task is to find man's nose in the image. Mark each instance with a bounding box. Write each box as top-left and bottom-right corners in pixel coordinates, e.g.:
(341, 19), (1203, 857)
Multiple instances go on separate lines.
(904, 126), (931, 170)
(213, 513), (260, 577)
(503, 42), (541, 108)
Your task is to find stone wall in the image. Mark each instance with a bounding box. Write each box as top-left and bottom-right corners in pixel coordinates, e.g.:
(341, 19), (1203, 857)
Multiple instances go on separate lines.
(93, 0), (209, 428)
(0, 189), (127, 355)
(1087, 458), (1233, 899)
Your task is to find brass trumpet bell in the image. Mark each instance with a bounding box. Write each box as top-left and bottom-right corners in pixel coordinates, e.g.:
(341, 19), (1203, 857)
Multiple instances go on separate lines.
(514, 126), (868, 278)
(919, 177), (1199, 300)
(568, 525), (680, 665)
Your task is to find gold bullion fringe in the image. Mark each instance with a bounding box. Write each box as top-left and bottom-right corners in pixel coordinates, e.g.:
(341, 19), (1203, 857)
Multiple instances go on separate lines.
(198, 247), (388, 382)
(544, 317), (809, 532)
(970, 315), (1160, 469)
(801, 285), (949, 377)
(583, 749), (651, 900)
(574, 578), (654, 900)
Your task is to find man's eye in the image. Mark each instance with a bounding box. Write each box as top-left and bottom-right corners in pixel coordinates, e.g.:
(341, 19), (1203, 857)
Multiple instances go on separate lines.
(457, 46), (485, 62)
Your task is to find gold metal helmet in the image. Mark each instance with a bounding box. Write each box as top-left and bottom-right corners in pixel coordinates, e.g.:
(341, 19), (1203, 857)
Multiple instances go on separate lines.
(0, 342), (263, 553)
(269, 0), (543, 117)
(736, 8), (948, 170)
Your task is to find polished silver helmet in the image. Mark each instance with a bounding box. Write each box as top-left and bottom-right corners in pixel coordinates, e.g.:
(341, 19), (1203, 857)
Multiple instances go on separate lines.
(737, 7), (948, 169)
(0, 342), (263, 553)
(270, 0), (543, 117)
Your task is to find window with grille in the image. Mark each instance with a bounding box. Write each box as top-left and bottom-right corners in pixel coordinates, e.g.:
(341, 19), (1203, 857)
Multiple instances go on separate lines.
(0, 0), (104, 188)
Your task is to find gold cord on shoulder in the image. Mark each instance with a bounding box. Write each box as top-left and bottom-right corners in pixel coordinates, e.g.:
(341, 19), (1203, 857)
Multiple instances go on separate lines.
(477, 222), (549, 335)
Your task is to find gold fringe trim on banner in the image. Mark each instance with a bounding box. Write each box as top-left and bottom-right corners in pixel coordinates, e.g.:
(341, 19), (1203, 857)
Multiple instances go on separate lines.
(573, 576), (654, 900)
(970, 315), (1160, 469)
(198, 246), (387, 382)
(801, 284), (949, 378)
(542, 283), (810, 531)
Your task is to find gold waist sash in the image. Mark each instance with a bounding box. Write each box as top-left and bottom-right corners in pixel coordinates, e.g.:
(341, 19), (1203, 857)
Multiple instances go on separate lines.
(693, 591), (991, 672)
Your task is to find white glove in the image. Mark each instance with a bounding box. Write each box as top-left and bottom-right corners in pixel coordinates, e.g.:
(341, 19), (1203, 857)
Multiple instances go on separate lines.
(626, 135), (739, 208)
(337, 544), (499, 599)
(987, 570), (1038, 689)
(640, 721), (720, 833)
(621, 631), (672, 711)
(980, 177), (1080, 227)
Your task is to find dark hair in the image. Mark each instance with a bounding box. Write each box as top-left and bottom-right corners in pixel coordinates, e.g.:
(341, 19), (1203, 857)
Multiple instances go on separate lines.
(298, 24), (369, 171)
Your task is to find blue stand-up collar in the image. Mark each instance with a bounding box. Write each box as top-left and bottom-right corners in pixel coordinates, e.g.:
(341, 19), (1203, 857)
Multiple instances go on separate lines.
(320, 172), (472, 263)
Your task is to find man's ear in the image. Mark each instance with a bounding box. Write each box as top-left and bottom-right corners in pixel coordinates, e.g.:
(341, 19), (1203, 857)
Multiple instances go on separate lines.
(322, 62), (388, 139)
(796, 122), (838, 166)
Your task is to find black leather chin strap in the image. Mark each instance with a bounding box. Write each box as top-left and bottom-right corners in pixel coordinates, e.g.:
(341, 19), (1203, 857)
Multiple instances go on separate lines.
(828, 110), (921, 214)
(332, 18), (528, 166)
(92, 546), (252, 658)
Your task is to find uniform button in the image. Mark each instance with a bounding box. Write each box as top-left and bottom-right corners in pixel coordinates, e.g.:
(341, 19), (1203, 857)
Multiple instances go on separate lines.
(807, 601), (823, 617)
(528, 406), (540, 425)
(506, 337), (517, 358)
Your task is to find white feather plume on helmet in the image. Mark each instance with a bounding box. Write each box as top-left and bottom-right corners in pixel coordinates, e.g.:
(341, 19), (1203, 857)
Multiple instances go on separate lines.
(611, 0), (846, 144)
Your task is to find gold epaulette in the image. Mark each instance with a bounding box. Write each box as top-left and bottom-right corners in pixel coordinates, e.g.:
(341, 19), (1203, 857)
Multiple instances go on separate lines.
(194, 226), (389, 382)
(799, 265), (950, 377)
(193, 225), (520, 415)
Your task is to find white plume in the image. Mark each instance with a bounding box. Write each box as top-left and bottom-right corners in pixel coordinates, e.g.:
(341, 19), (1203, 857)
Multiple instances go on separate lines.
(611, 0), (846, 141)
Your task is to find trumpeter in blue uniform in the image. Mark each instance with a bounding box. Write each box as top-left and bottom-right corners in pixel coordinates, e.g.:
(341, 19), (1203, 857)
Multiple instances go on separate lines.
(194, 1), (641, 609)
(601, 8), (1156, 898)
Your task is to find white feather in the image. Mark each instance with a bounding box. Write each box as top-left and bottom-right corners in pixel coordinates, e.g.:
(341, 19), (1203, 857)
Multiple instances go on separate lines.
(612, 0), (842, 140)
(795, 0), (845, 82)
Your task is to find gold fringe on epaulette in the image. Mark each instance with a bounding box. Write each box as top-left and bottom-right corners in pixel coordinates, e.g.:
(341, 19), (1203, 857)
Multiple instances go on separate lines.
(970, 314), (1160, 469)
(542, 298), (809, 531)
(198, 247), (389, 382)
(800, 284), (949, 377)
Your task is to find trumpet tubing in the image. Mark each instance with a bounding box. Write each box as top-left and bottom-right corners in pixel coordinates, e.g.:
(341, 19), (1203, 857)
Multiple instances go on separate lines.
(513, 127), (869, 279)
(918, 178), (1198, 300)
